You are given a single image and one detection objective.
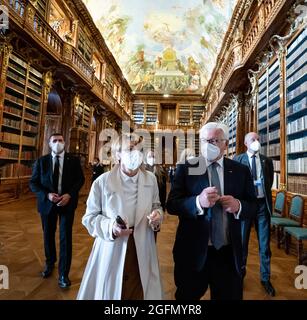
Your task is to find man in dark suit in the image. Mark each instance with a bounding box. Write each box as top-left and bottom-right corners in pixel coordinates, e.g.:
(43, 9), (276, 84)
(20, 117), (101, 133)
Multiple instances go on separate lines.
(166, 122), (257, 300)
(91, 157), (104, 183)
(234, 132), (275, 296)
(30, 133), (84, 288)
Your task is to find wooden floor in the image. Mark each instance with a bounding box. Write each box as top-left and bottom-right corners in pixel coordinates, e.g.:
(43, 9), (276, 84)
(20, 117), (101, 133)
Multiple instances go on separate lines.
(0, 195), (306, 300)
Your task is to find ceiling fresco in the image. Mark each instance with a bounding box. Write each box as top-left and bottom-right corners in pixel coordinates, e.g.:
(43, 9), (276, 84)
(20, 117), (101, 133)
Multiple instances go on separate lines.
(82, 0), (238, 94)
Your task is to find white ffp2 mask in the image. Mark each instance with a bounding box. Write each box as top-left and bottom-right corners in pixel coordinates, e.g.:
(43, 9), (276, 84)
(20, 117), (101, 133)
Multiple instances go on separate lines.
(201, 143), (220, 161)
(121, 150), (143, 171)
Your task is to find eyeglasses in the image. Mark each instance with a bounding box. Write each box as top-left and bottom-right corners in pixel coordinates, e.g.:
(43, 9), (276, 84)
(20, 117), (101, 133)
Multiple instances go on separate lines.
(200, 138), (226, 145)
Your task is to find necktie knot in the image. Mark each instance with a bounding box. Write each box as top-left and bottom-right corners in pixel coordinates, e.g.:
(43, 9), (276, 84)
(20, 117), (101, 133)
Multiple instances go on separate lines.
(210, 162), (219, 169)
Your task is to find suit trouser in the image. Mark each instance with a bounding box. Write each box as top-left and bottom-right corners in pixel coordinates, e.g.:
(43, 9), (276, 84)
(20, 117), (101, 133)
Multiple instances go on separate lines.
(241, 198), (271, 281)
(40, 205), (75, 277)
(121, 234), (144, 300)
(174, 245), (243, 300)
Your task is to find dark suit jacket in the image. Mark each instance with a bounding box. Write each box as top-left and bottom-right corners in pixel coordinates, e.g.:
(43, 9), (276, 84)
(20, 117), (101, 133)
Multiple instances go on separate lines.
(30, 153), (85, 215)
(233, 153), (273, 215)
(166, 156), (257, 275)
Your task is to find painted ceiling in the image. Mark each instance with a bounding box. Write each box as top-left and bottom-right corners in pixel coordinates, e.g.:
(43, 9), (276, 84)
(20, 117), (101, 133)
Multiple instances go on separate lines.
(82, 0), (238, 95)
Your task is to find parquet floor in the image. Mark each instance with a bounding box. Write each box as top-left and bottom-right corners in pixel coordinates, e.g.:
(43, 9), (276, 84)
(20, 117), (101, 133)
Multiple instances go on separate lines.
(0, 195), (306, 300)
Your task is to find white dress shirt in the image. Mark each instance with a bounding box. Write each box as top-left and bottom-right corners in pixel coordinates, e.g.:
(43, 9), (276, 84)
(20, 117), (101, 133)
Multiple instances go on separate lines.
(119, 169), (139, 227)
(196, 157), (242, 218)
(52, 150), (64, 195)
(246, 151), (265, 198)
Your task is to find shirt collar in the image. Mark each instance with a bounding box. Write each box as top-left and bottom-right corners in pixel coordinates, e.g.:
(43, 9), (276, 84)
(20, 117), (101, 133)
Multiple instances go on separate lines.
(247, 150), (259, 159)
(52, 150), (65, 159)
(120, 168), (139, 183)
(205, 156), (224, 169)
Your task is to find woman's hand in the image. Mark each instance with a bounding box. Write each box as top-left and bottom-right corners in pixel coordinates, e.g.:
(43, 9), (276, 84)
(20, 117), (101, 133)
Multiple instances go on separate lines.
(147, 210), (162, 231)
(112, 219), (133, 239)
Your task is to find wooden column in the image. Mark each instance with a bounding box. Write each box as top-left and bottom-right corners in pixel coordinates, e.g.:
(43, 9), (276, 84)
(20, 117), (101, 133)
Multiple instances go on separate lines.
(277, 46), (287, 191)
(0, 42), (12, 132)
(236, 93), (245, 155)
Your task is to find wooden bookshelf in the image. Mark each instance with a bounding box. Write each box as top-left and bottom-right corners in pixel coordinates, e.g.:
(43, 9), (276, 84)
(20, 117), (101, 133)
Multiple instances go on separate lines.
(257, 58), (282, 189)
(145, 103), (158, 125)
(132, 103), (145, 124)
(192, 105), (204, 126)
(286, 28), (307, 194)
(178, 104), (191, 126)
(0, 53), (43, 200)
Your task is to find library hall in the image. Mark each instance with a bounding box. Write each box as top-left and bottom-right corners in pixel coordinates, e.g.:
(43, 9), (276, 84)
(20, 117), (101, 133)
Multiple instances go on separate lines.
(0, 0), (307, 304)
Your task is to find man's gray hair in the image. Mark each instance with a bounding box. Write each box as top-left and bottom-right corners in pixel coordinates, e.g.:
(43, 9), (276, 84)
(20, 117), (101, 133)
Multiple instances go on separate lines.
(199, 122), (229, 140)
(244, 132), (258, 143)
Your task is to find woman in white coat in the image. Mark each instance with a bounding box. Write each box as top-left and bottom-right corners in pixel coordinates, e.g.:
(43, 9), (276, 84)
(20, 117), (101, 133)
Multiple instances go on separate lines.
(77, 133), (164, 300)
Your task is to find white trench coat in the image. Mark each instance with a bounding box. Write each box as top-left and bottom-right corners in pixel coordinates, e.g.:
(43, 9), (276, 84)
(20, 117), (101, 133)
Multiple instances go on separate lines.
(77, 165), (164, 300)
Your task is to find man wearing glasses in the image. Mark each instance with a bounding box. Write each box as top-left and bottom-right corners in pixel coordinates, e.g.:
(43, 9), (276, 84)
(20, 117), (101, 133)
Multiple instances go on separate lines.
(167, 122), (257, 300)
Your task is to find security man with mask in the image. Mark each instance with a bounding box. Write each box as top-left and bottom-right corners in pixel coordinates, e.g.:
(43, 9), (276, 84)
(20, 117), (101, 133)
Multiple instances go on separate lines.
(234, 132), (275, 296)
(30, 133), (84, 288)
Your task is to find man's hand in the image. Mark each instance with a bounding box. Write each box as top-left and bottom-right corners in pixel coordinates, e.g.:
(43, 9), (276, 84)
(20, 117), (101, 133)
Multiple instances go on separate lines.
(48, 193), (60, 203)
(56, 193), (71, 207)
(147, 210), (162, 231)
(220, 195), (240, 213)
(199, 187), (220, 208)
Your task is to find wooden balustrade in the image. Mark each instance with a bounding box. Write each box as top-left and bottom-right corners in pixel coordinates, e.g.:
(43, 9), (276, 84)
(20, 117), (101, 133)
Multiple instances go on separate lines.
(71, 47), (94, 83)
(32, 10), (63, 56)
(6, 0), (25, 18)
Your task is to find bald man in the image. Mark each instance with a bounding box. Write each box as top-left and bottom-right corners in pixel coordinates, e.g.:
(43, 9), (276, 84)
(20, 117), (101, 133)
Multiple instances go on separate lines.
(234, 132), (275, 296)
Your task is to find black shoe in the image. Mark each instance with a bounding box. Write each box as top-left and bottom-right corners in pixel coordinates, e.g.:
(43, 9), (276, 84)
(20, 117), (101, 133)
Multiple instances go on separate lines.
(261, 280), (275, 296)
(58, 276), (71, 288)
(41, 264), (54, 278)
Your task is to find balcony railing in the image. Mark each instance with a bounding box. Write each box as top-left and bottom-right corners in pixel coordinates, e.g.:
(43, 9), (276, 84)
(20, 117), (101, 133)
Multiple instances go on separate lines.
(3, 0), (133, 122)
(32, 10), (63, 56)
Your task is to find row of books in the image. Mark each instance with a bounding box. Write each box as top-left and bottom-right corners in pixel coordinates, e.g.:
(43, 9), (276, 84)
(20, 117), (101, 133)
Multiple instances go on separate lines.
(25, 102), (40, 112)
(286, 52), (306, 79)
(7, 69), (26, 84)
(287, 81), (307, 100)
(24, 111), (39, 122)
(286, 115), (307, 134)
(0, 146), (19, 158)
(259, 97), (267, 109)
(6, 80), (25, 95)
(273, 160), (280, 171)
(28, 83), (42, 95)
(10, 55), (27, 69)
(3, 118), (21, 129)
(288, 157), (307, 174)
(23, 123), (38, 133)
(0, 147), (36, 160)
(287, 137), (307, 153)
(287, 62), (307, 87)
(287, 96), (306, 115)
(263, 143), (280, 157)
(268, 85), (279, 101)
(3, 105), (23, 117)
(0, 163), (19, 178)
(287, 176), (307, 195)
(268, 100), (280, 114)
(27, 91), (41, 101)
(5, 93), (24, 106)
(9, 61), (26, 75)
(269, 129), (280, 141)
(286, 29), (306, 63)
(268, 113), (280, 126)
(0, 132), (36, 146)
